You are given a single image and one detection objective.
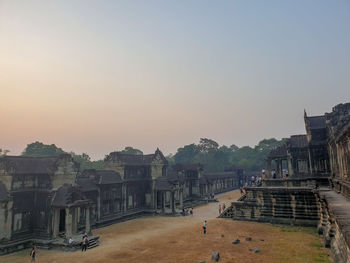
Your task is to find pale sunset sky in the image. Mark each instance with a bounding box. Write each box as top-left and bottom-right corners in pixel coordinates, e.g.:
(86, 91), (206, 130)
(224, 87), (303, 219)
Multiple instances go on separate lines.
(0, 1), (349, 159)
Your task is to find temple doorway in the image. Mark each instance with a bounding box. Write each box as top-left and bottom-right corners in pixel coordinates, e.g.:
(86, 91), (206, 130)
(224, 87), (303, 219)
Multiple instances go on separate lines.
(59, 209), (66, 233)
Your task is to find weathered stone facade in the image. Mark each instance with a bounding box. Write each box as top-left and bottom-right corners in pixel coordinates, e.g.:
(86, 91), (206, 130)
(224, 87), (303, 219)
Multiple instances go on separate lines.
(221, 187), (319, 226)
(266, 135), (310, 178)
(224, 102), (350, 263)
(0, 149), (243, 254)
(326, 103), (350, 189)
(0, 154), (89, 254)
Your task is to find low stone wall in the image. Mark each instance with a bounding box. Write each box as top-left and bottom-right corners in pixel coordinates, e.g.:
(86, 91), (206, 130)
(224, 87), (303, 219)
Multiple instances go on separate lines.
(261, 177), (330, 188)
(330, 179), (350, 200)
(221, 186), (350, 263)
(317, 190), (350, 263)
(220, 187), (319, 226)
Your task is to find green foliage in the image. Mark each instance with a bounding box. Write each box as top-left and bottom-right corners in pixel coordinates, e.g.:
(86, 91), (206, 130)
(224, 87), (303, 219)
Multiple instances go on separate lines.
(173, 137), (287, 172)
(22, 141), (65, 157)
(198, 138), (219, 153)
(70, 152), (105, 170)
(22, 142), (105, 170)
(119, 146), (143, 155)
(0, 148), (10, 157)
(166, 153), (175, 166)
(174, 144), (200, 163)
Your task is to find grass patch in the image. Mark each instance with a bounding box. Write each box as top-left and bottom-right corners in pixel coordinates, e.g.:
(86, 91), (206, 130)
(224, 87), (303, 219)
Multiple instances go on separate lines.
(312, 253), (330, 262)
(279, 225), (318, 235)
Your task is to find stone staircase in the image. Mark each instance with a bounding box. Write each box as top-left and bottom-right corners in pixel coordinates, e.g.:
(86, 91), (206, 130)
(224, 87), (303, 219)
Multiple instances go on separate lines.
(220, 187), (319, 226)
(87, 235), (100, 249)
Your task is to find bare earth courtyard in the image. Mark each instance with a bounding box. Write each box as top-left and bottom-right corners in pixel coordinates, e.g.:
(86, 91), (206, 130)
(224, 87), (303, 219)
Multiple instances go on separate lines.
(0, 190), (331, 263)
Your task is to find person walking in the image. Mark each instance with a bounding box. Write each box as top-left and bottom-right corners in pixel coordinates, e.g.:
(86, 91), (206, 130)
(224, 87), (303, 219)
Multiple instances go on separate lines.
(190, 207), (193, 216)
(30, 246), (36, 262)
(203, 220), (207, 234)
(218, 204), (222, 214)
(81, 236), (88, 252)
(222, 203), (226, 211)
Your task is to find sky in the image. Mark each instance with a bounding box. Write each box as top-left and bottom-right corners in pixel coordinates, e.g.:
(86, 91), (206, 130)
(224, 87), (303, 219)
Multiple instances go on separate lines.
(0, 0), (349, 159)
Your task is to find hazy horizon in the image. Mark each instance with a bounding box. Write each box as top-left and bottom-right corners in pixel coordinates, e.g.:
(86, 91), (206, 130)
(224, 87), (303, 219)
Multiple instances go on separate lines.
(1, 1), (349, 160)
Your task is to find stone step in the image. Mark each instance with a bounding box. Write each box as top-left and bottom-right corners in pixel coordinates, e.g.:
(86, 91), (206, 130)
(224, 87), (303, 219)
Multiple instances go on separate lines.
(87, 243), (99, 249)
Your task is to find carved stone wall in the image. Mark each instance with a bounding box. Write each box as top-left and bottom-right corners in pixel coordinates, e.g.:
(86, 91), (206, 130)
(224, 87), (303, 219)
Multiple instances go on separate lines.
(221, 187), (319, 226)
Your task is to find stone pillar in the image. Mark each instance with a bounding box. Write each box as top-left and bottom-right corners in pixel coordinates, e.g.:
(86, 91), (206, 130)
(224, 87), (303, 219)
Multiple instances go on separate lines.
(122, 183), (127, 212)
(287, 157), (294, 177)
(162, 192), (166, 213)
(266, 159), (272, 178)
(65, 208), (73, 238)
(85, 207), (91, 234)
(52, 208), (59, 238)
(153, 190), (157, 210)
(97, 188), (101, 220)
(170, 191), (175, 214)
(71, 208), (78, 234)
(179, 190), (183, 209)
(151, 181), (156, 210)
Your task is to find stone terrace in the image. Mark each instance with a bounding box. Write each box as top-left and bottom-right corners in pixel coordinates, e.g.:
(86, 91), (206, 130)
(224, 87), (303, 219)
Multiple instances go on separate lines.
(318, 190), (350, 263)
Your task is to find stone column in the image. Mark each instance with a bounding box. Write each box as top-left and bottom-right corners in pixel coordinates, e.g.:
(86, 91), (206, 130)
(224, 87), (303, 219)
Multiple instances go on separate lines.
(153, 190), (157, 210)
(151, 181), (156, 210)
(122, 183), (127, 212)
(170, 191), (175, 214)
(179, 190), (183, 209)
(65, 208), (73, 238)
(52, 208), (59, 238)
(85, 207), (91, 234)
(162, 192), (166, 213)
(71, 208), (77, 234)
(97, 188), (101, 220)
(266, 159), (271, 178)
(287, 157), (294, 177)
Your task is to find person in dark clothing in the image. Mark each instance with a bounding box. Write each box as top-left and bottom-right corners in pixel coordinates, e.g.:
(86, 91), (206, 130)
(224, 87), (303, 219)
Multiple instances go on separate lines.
(30, 246), (36, 262)
(203, 220), (207, 234)
(81, 236), (88, 252)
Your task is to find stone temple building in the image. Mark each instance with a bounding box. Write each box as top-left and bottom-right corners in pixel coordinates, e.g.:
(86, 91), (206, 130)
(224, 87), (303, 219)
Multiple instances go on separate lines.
(222, 102), (350, 263)
(0, 154), (88, 253)
(0, 149), (243, 254)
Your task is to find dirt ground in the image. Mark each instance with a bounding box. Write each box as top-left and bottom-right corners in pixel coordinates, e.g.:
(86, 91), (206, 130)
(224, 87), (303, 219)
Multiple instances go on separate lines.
(0, 190), (332, 263)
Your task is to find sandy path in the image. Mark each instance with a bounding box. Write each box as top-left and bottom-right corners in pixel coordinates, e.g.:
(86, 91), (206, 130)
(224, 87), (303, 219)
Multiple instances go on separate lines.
(0, 190), (331, 263)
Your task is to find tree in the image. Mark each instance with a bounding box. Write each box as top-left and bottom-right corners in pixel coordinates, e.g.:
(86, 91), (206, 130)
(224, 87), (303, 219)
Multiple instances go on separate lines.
(165, 153), (175, 166)
(120, 147), (143, 155)
(172, 137), (287, 173)
(22, 141), (65, 157)
(198, 138), (219, 153)
(0, 148), (10, 157)
(229, 144), (239, 152)
(174, 144), (199, 163)
(71, 152), (105, 170)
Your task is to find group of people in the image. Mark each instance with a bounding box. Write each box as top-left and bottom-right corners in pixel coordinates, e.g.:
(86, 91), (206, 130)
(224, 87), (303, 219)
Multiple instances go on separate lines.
(218, 203), (226, 214)
(28, 233), (89, 261)
(268, 169), (289, 179)
(247, 175), (262, 186)
(182, 207), (194, 216)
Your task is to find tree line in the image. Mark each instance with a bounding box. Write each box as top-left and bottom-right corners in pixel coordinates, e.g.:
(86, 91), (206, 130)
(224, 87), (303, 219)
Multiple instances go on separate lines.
(1, 137), (286, 172)
(168, 138), (287, 172)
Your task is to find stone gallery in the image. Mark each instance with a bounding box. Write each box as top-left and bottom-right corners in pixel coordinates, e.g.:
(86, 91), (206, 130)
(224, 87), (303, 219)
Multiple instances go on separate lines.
(222, 102), (350, 262)
(0, 149), (243, 254)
